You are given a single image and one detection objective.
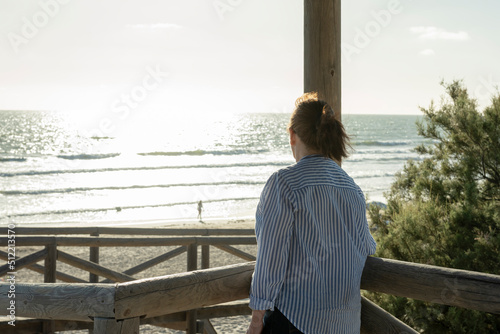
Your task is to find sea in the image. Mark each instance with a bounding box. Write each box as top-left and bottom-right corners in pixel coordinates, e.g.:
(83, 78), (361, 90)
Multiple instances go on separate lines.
(0, 110), (424, 227)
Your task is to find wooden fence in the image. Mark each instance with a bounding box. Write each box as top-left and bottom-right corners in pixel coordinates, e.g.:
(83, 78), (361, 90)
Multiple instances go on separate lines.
(1, 227), (500, 333)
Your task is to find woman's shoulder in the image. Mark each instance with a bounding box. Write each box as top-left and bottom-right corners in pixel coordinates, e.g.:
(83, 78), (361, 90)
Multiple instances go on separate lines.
(276, 155), (361, 192)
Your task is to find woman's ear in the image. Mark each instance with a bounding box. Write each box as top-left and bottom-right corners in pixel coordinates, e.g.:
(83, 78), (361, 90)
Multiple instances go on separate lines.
(289, 128), (297, 146)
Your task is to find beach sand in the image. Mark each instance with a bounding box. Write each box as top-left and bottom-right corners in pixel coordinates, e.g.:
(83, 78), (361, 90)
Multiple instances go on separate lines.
(13, 218), (257, 334)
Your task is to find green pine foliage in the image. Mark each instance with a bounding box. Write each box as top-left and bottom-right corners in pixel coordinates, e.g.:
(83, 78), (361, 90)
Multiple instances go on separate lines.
(366, 81), (500, 333)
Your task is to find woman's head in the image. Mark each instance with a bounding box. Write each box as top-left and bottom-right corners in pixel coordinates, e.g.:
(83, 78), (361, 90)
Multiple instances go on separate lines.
(288, 92), (351, 162)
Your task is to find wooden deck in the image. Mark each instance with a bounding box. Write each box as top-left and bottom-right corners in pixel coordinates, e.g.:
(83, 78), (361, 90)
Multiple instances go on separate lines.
(0, 227), (499, 333)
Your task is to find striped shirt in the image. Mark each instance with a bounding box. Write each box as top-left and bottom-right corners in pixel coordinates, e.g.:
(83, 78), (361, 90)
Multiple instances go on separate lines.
(249, 154), (377, 334)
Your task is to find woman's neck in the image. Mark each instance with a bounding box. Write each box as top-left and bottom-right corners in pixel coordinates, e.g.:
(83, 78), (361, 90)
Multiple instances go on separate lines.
(292, 142), (320, 162)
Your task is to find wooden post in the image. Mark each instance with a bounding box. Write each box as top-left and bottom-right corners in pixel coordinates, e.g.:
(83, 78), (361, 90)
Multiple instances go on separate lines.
(44, 242), (57, 283)
(93, 317), (139, 334)
(201, 245), (210, 269)
(186, 243), (198, 334)
(304, 0), (341, 121)
(43, 242), (57, 334)
(89, 231), (100, 283)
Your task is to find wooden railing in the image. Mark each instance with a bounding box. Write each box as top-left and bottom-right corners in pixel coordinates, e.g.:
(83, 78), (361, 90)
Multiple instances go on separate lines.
(1, 227), (500, 333)
(0, 227), (257, 333)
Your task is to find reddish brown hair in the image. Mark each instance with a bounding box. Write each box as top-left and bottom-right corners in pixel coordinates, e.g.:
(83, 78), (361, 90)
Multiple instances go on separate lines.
(288, 92), (351, 162)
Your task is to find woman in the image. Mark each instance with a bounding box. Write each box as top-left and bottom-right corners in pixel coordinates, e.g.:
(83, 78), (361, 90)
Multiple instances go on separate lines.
(247, 93), (376, 334)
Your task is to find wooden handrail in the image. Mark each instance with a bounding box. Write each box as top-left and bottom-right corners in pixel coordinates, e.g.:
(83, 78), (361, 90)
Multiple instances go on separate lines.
(0, 236), (256, 247)
(362, 256), (500, 314)
(114, 262), (254, 320)
(2, 258), (500, 321)
(0, 283), (116, 321)
(0, 227), (255, 236)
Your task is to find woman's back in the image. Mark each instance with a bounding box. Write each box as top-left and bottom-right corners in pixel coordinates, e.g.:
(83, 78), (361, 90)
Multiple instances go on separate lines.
(272, 155), (376, 333)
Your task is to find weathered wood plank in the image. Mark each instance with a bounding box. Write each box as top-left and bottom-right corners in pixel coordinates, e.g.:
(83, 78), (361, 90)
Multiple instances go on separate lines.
(0, 248), (47, 277)
(214, 244), (256, 261)
(0, 236), (195, 247)
(201, 245), (210, 269)
(0, 236), (56, 247)
(102, 246), (187, 283)
(141, 301), (251, 327)
(93, 317), (139, 334)
(0, 318), (92, 334)
(360, 296), (418, 334)
(186, 310), (197, 334)
(186, 244), (198, 333)
(94, 227), (255, 236)
(58, 250), (135, 283)
(89, 231), (100, 283)
(42, 319), (55, 334)
(114, 262), (255, 319)
(124, 246), (186, 275)
(187, 244), (198, 272)
(0, 227), (255, 236)
(361, 256), (500, 314)
(0, 283), (115, 321)
(0, 250), (85, 283)
(195, 236), (256, 246)
(202, 319), (217, 334)
(44, 243), (57, 283)
(0, 236), (256, 247)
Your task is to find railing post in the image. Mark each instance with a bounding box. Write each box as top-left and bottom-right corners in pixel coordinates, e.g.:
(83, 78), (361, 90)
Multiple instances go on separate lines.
(89, 230), (100, 283)
(93, 317), (140, 334)
(186, 243), (198, 334)
(201, 245), (210, 269)
(44, 241), (57, 283)
(43, 241), (57, 333)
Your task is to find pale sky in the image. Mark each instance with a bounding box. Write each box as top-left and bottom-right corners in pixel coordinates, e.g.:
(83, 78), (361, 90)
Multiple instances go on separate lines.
(1, 0), (499, 115)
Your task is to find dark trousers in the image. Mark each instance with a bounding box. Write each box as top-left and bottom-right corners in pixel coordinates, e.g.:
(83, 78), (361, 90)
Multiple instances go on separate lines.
(263, 308), (303, 334)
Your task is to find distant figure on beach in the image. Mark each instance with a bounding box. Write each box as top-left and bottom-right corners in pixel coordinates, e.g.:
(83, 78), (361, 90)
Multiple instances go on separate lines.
(197, 200), (203, 221)
(247, 93), (376, 334)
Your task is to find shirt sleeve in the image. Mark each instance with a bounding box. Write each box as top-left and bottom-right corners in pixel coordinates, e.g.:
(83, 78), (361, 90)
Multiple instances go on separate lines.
(356, 186), (377, 255)
(359, 202), (377, 255)
(249, 172), (295, 311)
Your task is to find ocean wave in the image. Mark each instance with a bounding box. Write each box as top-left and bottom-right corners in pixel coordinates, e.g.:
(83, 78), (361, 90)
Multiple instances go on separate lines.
(4, 197), (260, 218)
(0, 157), (27, 162)
(91, 136), (114, 140)
(353, 149), (413, 155)
(0, 161), (291, 177)
(1, 181), (265, 196)
(352, 172), (395, 179)
(352, 140), (414, 147)
(346, 156), (422, 163)
(57, 153), (121, 160)
(138, 149), (269, 156)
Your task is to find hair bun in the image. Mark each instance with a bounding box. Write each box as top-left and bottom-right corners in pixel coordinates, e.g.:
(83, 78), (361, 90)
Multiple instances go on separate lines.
(290, 92), (351, 161)
(321, 105), (335, 118)
(319, 105), (335, 129)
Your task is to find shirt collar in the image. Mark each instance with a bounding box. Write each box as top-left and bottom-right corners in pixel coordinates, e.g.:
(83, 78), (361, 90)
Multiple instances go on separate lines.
(299, 154), (323, 161)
